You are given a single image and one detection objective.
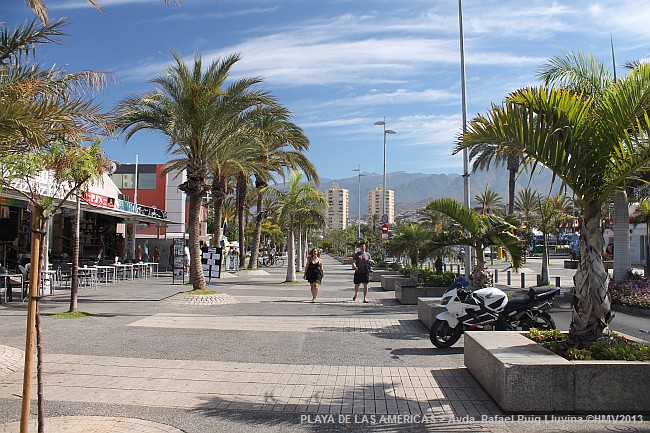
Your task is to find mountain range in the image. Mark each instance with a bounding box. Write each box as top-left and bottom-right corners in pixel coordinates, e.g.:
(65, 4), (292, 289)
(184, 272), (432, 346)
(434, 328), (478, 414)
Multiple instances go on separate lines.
(318, 165), (563, 218)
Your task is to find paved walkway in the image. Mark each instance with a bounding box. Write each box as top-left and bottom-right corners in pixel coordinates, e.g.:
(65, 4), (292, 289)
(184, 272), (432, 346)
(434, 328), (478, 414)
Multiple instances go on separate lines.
(0, 256), (648, 432)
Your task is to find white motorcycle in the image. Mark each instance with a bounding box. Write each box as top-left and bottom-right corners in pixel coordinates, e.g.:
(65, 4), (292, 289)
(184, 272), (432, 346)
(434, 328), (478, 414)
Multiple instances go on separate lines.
(430, 276), (558, 348)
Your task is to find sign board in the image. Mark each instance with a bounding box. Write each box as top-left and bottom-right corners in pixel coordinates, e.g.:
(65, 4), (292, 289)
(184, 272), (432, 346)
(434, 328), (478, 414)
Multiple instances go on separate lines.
(201, 247), (223, 283)
(172, 238), (185, 283)
(381, 223), (389, 234)
(225, 253), (239, 272)
(381, 214), (389, 224)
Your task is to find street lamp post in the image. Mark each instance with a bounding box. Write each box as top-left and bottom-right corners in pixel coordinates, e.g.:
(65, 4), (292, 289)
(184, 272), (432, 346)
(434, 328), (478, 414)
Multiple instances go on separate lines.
(374, 118), (396, 222)
(352, 165), (366, 239)
(458, 0), (472, 277)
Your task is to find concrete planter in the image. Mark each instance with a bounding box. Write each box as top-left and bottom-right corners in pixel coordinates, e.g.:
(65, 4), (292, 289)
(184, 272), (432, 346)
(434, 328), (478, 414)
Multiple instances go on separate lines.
(417, 297), (444, 329)
(464, 331), (650, 414)
(395, 283), (448, 305)
(380, 275), (410, 291)
(369, 270), (400, 282)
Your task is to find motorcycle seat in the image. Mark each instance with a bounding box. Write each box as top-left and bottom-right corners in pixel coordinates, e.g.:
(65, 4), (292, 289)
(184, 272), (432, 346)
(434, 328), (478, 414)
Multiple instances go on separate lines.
(528, 287), (554, 296)
(506, 294), (530, 306)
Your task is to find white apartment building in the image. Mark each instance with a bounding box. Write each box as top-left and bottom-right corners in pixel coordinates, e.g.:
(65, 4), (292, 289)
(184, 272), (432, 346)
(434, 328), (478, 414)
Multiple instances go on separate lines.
(367, 185), (395, 224)
(324, 182), (349, 231)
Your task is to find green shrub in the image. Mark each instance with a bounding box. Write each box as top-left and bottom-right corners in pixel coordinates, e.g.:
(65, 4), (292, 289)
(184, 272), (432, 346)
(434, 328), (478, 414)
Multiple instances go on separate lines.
(526, 329), (649, 361)
(398, 265), (455, 287)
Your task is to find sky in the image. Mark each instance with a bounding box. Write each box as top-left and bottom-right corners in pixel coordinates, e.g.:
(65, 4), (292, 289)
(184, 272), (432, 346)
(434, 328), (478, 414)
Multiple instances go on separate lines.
(3, 0), (650, 181)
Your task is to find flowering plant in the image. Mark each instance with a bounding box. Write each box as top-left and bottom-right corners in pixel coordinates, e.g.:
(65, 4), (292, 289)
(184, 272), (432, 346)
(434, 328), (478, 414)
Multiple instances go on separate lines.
(608, 279), (650, 309)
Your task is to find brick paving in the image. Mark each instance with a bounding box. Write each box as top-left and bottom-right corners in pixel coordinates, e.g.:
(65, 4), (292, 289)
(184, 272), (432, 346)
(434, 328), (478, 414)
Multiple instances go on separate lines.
(0, 354), (497, 416)
(127, 313), (425, 334)
(163, 292), (239, 305)
(0, 345), (22, 377)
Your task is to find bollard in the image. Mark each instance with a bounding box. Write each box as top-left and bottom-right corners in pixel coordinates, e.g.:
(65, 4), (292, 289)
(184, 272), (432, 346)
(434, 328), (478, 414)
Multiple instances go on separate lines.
(537, 274), (541, 286)
(507, 271), (511, 285)
(521, 273), (526, 289)
(494, 270), (498, 283)
(555, 276), (561, 287)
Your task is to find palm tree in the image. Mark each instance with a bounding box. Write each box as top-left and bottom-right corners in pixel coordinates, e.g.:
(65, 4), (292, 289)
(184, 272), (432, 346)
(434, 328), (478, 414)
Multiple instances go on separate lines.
(116, 51), (271, 289)
(537, 51), (632, 283)
(456, 63), (650, 343)
(1, 20), (110, 152)
(475, 186), (503, 215)
(247, 114), (316, 269)
(270, 171), (326, 281)
(424, 198), (523, 288)
(386, 223), (430, 266)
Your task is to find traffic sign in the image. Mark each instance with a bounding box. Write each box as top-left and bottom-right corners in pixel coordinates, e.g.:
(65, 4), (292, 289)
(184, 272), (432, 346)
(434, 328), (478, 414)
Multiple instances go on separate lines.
(381, 223), (389, 234)
(381, 214), (389, 224)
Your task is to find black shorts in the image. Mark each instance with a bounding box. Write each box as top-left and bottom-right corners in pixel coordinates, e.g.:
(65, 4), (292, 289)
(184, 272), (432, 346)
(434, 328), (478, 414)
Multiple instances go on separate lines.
(354, 272), (369, 284)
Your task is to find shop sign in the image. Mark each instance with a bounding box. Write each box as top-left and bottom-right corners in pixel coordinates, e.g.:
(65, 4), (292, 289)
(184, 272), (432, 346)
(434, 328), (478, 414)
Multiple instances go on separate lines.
(115, 199), (167, 220)
(82, 191), (115, 208)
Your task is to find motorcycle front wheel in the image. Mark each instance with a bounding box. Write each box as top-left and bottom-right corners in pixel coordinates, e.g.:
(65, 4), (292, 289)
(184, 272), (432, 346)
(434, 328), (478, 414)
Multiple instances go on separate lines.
(521, 312), (556, 331)
(429, 319), (463, 348)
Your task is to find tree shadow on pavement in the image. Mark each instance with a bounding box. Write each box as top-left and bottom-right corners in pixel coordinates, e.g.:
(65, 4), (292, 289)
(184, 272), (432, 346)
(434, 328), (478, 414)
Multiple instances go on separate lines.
(193, 376), (494, 433)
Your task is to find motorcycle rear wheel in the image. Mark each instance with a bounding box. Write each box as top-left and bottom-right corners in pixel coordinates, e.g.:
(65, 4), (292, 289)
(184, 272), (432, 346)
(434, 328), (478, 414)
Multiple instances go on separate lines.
(521, 312), (556, 331)
(430, 319), (463, 348)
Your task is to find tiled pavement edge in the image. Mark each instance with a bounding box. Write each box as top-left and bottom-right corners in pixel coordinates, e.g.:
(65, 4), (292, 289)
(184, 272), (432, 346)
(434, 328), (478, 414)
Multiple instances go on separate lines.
(0, 256), (648, 432)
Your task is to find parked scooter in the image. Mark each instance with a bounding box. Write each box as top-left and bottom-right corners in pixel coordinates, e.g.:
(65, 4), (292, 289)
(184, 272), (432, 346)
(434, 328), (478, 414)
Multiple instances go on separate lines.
(429, 276), (559, 348)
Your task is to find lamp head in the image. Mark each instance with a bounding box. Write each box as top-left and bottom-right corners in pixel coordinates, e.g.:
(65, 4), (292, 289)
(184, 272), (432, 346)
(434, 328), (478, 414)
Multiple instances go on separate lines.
(385, 129), (396, 135)
(374, 121), (385, 126)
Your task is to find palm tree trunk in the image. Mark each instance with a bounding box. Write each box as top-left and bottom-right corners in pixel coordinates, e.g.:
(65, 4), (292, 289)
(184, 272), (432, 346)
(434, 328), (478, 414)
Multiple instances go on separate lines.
(236, 173), (247, 268)
(296, 229), (303, 271)
(211, 175), (227, 247)
(248, 180), (266, 269)
(285, 228), (296, 281)
(570, 209), (612, 344)
(613, 190), (630, 281)
(188, 193), (207, 289)
(507, 155), (518, 215)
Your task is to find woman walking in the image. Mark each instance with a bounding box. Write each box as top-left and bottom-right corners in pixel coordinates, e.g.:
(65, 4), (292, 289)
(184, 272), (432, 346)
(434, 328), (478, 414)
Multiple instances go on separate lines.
(303, 248), (323, 302)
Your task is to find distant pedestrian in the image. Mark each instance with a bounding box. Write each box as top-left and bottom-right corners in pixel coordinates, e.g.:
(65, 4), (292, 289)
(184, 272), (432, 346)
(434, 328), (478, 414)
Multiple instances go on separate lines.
(435, 256), (443, 274)
(352, 241), (372, 303)
(304, 248), (323, 302)
(136, 244), (143, 262)
(153, 246), (160, 263)
(143, 239), (150, 262)
(183, 244), (191, 274)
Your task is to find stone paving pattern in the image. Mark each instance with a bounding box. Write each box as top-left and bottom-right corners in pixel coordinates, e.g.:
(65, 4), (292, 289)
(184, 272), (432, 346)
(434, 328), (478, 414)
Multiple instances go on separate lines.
(0, 255), (648, 433)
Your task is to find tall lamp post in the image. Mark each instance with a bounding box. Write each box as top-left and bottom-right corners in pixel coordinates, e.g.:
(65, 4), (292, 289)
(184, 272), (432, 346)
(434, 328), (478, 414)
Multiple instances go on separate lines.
(458, 0), (472, 277)
(374, 118), (396, 221)
(352, 165), (366, 239)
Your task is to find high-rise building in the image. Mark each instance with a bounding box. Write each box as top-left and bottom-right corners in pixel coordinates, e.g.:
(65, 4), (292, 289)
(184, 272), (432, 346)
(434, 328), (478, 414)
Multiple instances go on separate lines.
(324, 182), (349, 231)
(367, 185), (395, 224)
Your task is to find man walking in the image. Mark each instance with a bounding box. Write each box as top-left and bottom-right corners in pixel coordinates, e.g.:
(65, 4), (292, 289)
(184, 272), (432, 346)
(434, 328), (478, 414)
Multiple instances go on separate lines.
(352, 241), (372, 303)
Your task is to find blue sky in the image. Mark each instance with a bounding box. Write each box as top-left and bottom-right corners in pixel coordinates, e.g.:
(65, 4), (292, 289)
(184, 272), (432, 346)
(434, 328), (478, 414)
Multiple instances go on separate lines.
(3, 0), (650, 180)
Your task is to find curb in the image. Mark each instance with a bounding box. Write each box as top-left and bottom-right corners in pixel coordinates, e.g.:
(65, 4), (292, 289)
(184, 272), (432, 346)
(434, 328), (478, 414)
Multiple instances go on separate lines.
(612, 303), (650, 318)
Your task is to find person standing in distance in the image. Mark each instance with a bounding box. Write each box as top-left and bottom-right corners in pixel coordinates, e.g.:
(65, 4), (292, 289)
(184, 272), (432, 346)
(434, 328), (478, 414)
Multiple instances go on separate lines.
(142, 239), (150, 263)
(352, 241), (372, 303)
